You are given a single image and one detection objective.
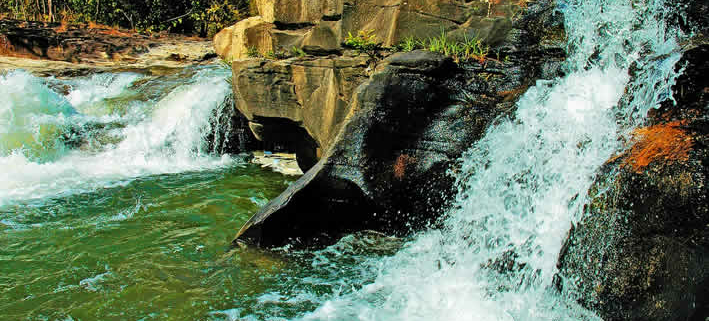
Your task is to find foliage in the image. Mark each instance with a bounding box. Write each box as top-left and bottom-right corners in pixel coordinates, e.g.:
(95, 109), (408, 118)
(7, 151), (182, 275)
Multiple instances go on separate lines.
(344, 29), (381, 54)
(219, 58), (233, 86)
(291, 46), (305, 57)
(245, 46), (292, 60)
(393, 30), (489, 64)
(394, 36), (418, 52)
(246, 46), (259, 57)
(0, 0), (253, 37)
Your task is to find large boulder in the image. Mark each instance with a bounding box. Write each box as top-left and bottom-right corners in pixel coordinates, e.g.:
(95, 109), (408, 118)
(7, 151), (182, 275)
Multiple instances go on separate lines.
(232, 0), (567, 247)
(213, 25), (235, 60)
(555, 43), (709, 321)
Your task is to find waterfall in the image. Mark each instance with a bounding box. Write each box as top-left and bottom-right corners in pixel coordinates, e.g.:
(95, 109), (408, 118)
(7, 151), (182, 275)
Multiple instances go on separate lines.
(300, 0), (685, 319)
(0, 66), (238, 205)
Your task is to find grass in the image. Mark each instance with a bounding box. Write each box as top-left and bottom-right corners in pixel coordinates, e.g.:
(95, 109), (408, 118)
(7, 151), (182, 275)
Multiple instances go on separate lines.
(246, 46), (259, 58)
(291, 46), (306, 57)
(394, 30), (490, 64)
(344, 29), (381, 55)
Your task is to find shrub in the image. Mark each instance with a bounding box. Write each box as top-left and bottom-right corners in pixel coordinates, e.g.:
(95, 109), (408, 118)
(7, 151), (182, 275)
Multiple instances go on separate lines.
(291, 46), (306, 57)
(246, 46), (260, 58)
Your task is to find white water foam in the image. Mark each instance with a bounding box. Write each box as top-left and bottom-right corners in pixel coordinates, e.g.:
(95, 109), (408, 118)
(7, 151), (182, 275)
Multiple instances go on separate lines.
(0, 67), (236, 205)
(298, 0), (684, 320)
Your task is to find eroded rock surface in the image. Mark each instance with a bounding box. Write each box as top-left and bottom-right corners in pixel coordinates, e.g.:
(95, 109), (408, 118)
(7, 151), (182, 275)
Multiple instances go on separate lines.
(215, 0), (528, 60)
(231, 54), (371, 160)
(232, 0), (566, 247)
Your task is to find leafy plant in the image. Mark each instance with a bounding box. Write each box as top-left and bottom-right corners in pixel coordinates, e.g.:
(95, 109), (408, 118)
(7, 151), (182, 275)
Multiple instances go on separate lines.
(246, 46), (260, 58)
(219, 58), (233, 86)
(291, 46), (306, 57)
(459, 34), (489, 63)
(264, 49), (289, 59)
(344, 29), (381, 54)
(0, 0), (254, 37)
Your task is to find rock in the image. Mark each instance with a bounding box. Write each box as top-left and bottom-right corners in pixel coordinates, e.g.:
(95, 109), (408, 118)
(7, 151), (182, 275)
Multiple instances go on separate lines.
(231, 55), (371, 158)
(215, 0), (531, 61)
(255, 0), (344, 24)
(227, 17), (276, 60)
(232, 0), (567, 247)
(0, 19), (217, 68)
(555, 44), (709, 321)
(213, 25), (235, 60)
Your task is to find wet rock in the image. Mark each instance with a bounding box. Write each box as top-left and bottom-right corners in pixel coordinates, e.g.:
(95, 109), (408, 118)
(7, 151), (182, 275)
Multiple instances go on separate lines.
(556, 44), (709, 321)
(232, 0), (566, 247)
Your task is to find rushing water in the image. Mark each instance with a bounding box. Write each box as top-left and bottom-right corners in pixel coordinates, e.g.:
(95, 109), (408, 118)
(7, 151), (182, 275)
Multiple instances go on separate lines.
(295, 0), (684, 320)
(0, 0), (687, 319)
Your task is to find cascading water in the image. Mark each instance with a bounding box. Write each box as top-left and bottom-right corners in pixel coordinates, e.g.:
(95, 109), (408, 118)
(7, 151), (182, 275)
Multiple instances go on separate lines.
(0, 0), (691, 319)
(284, 0), (686, 320)
(0, 66), (237, 205)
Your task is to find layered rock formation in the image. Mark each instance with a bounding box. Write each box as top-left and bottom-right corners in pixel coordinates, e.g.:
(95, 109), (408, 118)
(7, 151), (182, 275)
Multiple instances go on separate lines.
(224, 0), (566, 246)
(215, 0), (537, 173)
(231, 54), (371, 170)
(215, 0), (524, 60)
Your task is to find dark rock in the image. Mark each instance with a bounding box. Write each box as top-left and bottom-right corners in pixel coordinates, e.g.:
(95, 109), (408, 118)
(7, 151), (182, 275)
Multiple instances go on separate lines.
(674, 0), (709, 36)
(556, 44), (709, 321)
(233, 0), (567, 247)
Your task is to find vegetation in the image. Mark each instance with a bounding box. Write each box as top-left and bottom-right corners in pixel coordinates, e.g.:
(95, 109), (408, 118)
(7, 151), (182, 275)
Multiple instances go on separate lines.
(291, 46), (306, 58)
(0, 0), (254, 37)
(344, 29), (381, 55)
(394, 30), (489, 64)
(246, 46), (260, 58)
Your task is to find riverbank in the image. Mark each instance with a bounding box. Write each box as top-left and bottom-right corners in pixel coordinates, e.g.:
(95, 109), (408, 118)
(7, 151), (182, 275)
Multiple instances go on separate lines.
(0, 19), (218, 75)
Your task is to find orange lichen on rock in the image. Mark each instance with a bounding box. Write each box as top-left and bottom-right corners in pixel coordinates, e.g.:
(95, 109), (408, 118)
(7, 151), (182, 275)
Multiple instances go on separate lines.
(498, 86), (529, 102)
(393, 154), (416, 180)
(623, 121), (694, 172)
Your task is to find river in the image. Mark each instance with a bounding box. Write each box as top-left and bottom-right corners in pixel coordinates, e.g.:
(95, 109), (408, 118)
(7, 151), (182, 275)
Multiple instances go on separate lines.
(0, 0), (687, 319)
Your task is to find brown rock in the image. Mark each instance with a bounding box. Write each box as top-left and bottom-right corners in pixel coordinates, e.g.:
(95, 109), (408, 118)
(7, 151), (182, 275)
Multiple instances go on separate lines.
(228, 17), (276, 59)
(230, 0), (567, 247)
(232, 55), (370, 153)
(213, 25), (235, 60)
(215, 0), (526, 60)
(255, 0), (344, 24)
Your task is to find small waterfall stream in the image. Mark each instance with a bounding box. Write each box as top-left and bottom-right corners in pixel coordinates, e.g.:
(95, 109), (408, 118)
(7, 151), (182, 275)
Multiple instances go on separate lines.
(294, 0), (685, 320)
(0, 66), (238, 205)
